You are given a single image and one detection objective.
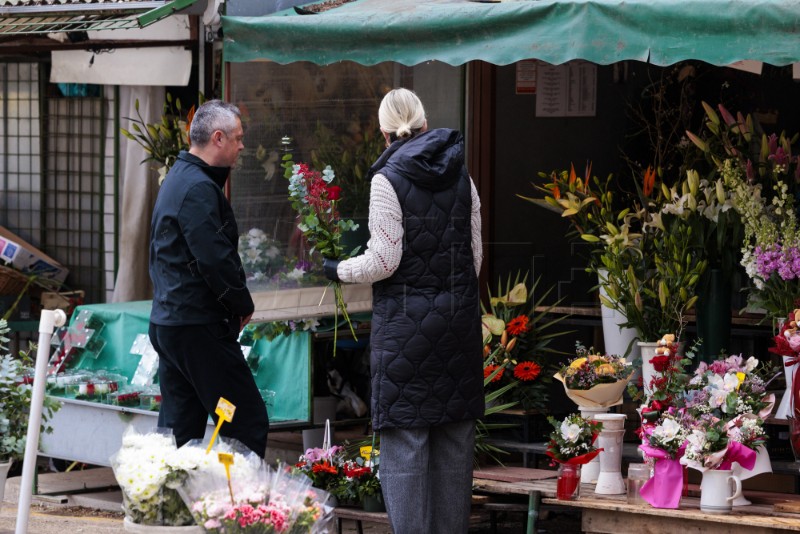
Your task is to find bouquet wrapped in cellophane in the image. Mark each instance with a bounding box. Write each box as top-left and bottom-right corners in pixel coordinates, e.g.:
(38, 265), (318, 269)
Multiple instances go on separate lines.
(178, 451), (335, 533)
(111, 427), (214, 527)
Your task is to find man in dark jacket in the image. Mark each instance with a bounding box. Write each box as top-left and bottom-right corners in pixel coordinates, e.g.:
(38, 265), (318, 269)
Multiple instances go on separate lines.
(148, 99), (269, 457)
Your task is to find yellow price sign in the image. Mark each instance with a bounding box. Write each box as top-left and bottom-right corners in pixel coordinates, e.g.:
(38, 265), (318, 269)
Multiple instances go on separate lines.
(206, 397), (236, 454)
(218, 452), (235, 505)
(216, 397), (236, 422)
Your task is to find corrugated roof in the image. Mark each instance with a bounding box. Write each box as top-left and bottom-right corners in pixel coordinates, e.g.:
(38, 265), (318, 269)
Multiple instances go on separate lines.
(0, 0), (195, 34)
(0, 0), (153, 6)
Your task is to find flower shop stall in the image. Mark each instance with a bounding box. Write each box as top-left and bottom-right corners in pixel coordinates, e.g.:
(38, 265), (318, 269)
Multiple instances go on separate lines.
(37, 291), (372, 466)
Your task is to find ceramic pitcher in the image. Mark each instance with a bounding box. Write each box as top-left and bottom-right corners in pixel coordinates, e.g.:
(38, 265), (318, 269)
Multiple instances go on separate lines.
(699, 469), (742, 514)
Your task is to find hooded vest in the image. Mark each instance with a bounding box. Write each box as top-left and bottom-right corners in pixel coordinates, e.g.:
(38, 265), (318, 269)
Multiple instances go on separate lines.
(369, 129), (484, 430)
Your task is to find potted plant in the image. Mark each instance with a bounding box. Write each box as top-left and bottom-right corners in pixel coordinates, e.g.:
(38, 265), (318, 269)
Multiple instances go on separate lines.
(0, 319), (61, 499)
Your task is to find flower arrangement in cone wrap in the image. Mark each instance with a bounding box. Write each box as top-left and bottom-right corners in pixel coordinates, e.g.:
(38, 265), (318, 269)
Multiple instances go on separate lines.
(554, 342), (633, 409)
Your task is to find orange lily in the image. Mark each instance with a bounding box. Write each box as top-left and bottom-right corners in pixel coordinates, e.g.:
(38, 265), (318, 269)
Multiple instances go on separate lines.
(185, 105), (196, 146)
(643, 166), (656, 197)
(569, 163), (577, 186)
(552, 172), (561, 199)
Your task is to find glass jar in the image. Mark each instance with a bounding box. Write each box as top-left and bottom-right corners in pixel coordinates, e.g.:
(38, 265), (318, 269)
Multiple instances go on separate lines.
(556, 463), (581, 500)
(627, 463), (651, 505)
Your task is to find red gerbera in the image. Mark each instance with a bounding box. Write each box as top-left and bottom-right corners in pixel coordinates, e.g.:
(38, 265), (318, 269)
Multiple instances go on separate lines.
(513, 361), (541, 381)
(484, 364), (504, 382)
(506, 315), (530, 336)
(311, 461), (338, 475)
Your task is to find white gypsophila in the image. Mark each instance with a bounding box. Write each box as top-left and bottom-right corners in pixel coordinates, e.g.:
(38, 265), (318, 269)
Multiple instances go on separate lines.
(560, 420), (581, 443)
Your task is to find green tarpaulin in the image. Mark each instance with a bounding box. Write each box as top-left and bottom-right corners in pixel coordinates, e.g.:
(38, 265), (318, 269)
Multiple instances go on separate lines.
(223, 0), (800, 67)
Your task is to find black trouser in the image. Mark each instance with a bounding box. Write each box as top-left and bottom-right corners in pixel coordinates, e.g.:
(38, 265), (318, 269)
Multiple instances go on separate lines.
(149, 320), (269, 457)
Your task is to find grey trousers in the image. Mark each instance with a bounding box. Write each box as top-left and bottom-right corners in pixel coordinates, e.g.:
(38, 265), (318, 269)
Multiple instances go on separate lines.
(379, 419), (475, 534)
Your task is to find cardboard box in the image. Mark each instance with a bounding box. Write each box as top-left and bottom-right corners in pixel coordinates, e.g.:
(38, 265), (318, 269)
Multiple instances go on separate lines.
(0, 226), (69, 284)
(41, 290), (84, 317)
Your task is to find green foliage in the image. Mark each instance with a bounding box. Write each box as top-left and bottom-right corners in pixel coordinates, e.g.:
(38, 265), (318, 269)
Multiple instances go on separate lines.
(0, 319), (61, 462)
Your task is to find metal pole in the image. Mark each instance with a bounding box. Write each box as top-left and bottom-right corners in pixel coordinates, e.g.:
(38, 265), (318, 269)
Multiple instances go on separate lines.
(526, 489), (541, 534)
(15, 309), (67, 534)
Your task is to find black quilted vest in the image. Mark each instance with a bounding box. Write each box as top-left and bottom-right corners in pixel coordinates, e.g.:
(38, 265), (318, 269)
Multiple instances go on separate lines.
(369, 128), (484, 430)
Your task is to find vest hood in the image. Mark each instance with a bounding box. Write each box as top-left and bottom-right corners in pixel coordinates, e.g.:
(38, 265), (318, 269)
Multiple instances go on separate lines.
(371, 128), (465, 192)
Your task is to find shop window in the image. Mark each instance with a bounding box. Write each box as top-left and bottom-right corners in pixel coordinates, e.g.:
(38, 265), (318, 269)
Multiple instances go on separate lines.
(227, 60), (464, 293)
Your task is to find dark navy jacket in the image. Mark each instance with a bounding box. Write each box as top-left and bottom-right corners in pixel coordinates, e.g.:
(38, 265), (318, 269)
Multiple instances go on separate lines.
(149, 151), (254, 326)
(369, 128), (484, 430)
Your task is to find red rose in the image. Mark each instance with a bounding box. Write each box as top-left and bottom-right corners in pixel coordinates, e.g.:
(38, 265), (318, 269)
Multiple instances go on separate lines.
(650, 355), (671, 373)
(326, 185), (342, 200)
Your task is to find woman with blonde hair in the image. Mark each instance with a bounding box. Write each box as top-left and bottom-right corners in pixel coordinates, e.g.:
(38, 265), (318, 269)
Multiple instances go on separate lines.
(324, 88), (483, 533)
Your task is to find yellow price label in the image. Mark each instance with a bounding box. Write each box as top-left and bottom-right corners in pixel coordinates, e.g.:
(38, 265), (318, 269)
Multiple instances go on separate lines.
(217, 452), (235, 505)
(360, 445), (379, 462)
(218, 452), (234, 468)
(206, 397), (237, 454)
(215, 397), (236, 422)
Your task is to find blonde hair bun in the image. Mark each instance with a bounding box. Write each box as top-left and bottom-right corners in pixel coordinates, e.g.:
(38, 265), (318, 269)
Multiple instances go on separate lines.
(379, 88), (426, 139)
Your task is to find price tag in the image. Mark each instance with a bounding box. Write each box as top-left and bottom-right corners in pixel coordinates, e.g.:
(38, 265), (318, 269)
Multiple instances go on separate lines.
(216, 397), (236, 422)
(218, 452), (235, 505)
(206, 397), (236, 454)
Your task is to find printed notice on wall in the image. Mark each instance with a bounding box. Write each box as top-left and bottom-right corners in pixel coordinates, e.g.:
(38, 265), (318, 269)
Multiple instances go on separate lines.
(535, 61), (597, 117)
(515, 60), (538, 94)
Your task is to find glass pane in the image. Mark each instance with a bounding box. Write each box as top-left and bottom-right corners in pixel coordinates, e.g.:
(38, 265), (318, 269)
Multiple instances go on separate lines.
(228, 60), (464, 292)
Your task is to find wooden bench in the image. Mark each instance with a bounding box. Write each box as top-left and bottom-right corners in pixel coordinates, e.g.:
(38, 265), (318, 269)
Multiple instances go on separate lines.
(473, 466), (800, 533)
(333, 506), (389, 534)
(333, 495), (491, 534)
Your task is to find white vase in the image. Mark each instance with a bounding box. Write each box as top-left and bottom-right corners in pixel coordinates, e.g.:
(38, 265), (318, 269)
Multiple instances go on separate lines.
(0, 459), (11, 503)
(637, 341), (659, 392)
(578, 406), (609, 484)
(775, 356), (795, 420)
(598, 272), (640, 361)
(594, 413), (627, 495)
(699, 469), (742, 514)
(730, 446), (772, 506)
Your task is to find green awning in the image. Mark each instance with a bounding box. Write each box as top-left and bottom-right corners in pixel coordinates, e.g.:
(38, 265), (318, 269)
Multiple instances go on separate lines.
(0, 0), (199, 35)
(223, 0), (800, 67)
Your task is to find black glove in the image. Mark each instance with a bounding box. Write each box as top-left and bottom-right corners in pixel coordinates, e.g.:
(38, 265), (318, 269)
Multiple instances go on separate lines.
(323, 258), (341, 282)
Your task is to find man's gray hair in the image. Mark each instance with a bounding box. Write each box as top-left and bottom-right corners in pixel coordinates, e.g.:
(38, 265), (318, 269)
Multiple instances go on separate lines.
(189, 100), (241, 147)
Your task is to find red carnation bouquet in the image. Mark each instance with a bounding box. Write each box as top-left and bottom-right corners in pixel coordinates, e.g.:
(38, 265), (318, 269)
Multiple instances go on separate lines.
(287, 160), (360, 348)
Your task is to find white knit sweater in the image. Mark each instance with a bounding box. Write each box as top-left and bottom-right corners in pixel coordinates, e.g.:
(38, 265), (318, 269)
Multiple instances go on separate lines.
(337, 174), (483, 284)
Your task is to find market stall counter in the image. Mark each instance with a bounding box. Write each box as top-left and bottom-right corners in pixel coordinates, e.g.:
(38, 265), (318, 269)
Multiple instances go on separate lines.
(39, 300), (315, 466)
